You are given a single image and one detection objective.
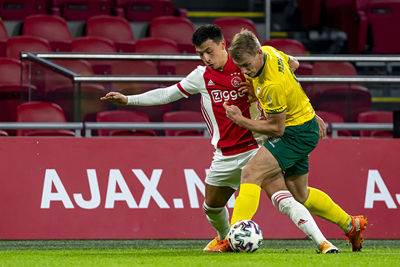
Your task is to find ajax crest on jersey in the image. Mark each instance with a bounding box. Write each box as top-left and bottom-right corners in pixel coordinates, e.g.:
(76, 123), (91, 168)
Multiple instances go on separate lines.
(227, 220), (263, 252)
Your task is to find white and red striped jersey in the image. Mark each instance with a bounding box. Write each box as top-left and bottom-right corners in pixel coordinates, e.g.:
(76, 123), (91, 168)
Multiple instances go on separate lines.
(177, 55), (258, 156)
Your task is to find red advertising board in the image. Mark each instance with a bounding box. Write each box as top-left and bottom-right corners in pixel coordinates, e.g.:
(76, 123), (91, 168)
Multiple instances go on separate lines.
(0, 138), (399, 239)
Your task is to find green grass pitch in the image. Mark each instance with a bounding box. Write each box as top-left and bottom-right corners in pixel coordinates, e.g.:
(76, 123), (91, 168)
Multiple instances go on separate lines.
(1, 239), (400, 267)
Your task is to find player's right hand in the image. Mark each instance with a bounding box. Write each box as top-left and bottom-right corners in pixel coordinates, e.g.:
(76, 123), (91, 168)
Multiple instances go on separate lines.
(100, 92), (128, 105)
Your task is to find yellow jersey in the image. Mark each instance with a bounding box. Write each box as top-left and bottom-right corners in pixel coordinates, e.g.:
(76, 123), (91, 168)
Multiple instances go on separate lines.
(251, 46), (315, 126)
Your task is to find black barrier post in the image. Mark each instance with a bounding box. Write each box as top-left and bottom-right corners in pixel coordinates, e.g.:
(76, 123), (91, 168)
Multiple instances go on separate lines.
(394, 111), (400, 138)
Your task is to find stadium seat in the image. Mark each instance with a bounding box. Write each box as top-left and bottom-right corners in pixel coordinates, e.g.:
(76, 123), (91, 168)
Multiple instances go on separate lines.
(363, 0), (400, 54)
(213, 17), (259, 46)
(315, 110), (352, 137)
(162, 110), (205, 136)
(149, 16), (195, 53)
(16, 101), (75, 136)
(6, 35), (52, 59)
(71, 36), (117, 74)
(6, 35), (53, 96)
(0, 0), (47, 20)
(116, 0), (174, 22)
(135, 37), (180, 75)
(86, 15), (135, 53)
(325, 0), (368, 53)
(296, 0), (323, 29)
(0, 130), (8, 136)
(357, 110), (393, 137)
(50, 0), (112, 21)
(313, 85), (372, 122)
(0, 18), (8, 57)
(110, 60), (158, 94)
(44, 59), (94, 94)
(0, 58), (35, 123)
(262, 38), (313, 76)
(23, 14), (72, 52)
(96, 110), (156, 136)
(308, 62), (358, 102)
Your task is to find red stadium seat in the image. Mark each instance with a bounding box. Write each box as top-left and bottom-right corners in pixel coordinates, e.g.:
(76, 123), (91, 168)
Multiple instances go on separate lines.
(364, 0), (400, 54)
(357, 111), (393, 137)
(135, 37), (180, 75)
(23, 14), (72, 52)
(16, 101), (75, 136)
(6, 36), (53, 96)
(47, 83), (108, 122)
(50, 0), (112, 21)
(296, 0), (323, 29)
(6, 35), (52, 59)
(0, 58), (35, 123)
(110, 60), (158, 94)
(86, 15), (135, 52)
(325, 0), (368, 53)
(262, 38), (313, 76)
(162, 110), (204, 136)
(313, 85), (372, 122)
(116, 0), (174, 22)
(0, 0), (47, 20)
(0, 18), (8, 57)
(149, 16), (195, 53)
(213, 17), (259, 46)
(315, 110), (352, 137)
(309, 62), (358, 101)
(44, 59), (94, 94)
(71, 36), (117, 74)
(96, 110), (156, 136)
(111, 59), (173, 122)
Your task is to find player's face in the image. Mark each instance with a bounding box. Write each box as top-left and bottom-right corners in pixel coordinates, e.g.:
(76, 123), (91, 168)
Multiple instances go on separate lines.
(195, 39), (227, 70)
(233, 49), (264, 77)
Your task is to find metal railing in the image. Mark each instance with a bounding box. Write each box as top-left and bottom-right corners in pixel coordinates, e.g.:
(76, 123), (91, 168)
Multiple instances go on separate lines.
(0, 123), (83, 137)
(16, 52), (400, 138)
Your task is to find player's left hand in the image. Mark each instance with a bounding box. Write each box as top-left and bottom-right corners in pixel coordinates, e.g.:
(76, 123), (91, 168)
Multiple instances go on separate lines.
(238, 79), (257, 103)
(315, 114), (327, 139)
(223, 102), (243, 124)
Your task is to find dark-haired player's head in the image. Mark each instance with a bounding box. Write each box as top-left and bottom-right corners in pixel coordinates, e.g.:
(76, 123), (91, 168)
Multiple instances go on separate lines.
(192, 25), (228, 70)
(192, 24), (224, 47)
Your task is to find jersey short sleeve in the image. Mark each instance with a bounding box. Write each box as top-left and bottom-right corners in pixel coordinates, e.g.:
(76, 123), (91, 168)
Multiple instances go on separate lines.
(177, 65), (206, 96)
(258, 83), (287, 114)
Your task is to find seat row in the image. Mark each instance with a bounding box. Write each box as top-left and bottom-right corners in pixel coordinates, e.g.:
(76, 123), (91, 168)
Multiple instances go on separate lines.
(0, 101), (392, 138)
(297, 0), (400, 53)
(0, 101), (205, 137)
(0, 0), (183, 22)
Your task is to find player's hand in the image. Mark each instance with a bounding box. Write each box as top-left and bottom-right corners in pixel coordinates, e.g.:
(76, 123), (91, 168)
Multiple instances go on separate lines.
(238, 79), (257, 103)
(223, 101), (243, 124)
(315, 114), (327, 139)
(100, 92), (128, 105)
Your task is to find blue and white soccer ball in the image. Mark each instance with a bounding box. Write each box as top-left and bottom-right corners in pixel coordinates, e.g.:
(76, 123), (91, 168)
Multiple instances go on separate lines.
(227, 220), (263, 252)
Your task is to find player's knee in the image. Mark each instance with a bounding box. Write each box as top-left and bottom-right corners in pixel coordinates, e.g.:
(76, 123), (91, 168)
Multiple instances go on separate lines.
(202, 202), (224, 215)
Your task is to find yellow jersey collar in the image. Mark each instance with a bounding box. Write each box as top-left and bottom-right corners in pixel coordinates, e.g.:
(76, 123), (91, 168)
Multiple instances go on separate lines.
(254, 52), (267, 78)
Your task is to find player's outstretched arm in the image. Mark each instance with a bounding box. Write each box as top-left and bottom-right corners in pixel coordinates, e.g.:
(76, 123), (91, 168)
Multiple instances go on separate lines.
(100, 92), (128, 105)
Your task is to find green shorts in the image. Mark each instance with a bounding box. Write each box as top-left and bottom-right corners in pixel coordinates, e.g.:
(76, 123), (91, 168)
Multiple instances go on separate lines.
(263, 117), (319, 178)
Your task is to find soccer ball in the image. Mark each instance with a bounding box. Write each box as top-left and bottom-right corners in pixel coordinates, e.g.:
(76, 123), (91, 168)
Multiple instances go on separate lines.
(227, 220), (263, 252)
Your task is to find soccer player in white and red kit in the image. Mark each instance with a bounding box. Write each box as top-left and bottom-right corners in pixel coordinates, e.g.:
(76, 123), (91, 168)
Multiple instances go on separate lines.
(101, 25), (337, 253)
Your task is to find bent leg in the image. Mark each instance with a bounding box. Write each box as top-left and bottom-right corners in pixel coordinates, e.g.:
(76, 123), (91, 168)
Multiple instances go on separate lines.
(285, 173), (351, 232)
(230, 146), (281, 225)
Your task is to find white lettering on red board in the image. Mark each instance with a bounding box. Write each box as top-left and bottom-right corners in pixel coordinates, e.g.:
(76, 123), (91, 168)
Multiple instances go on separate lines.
(364, 169), (399, 209)
(40, 169), (236, 209)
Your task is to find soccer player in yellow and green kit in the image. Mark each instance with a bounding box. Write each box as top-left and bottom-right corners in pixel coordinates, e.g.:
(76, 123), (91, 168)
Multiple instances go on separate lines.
(222, 29), (367, 252)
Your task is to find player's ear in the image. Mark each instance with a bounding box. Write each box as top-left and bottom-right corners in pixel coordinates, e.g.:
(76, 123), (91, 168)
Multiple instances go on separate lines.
(220, 39), (226, 50)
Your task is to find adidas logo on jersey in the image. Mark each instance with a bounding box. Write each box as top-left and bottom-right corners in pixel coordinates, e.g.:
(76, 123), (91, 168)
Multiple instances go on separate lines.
(208, 80), (215, 86)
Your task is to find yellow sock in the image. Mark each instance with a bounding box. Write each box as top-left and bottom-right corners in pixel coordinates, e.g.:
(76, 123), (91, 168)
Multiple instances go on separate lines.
(230, 183), (261, 226)
(303, 187), (351, 231)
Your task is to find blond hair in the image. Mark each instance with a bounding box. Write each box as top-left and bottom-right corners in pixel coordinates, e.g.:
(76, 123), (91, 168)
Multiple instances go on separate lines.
(228, 29), (261, 62)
